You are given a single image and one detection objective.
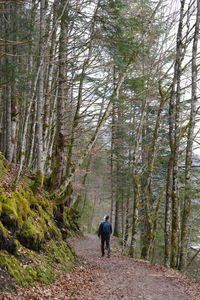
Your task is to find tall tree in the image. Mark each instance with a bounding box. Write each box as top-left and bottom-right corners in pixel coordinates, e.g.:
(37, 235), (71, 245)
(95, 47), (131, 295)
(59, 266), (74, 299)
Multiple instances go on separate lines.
(179, 0), (200, 271)
(36, 0), (46, 187)
(54, 0), (68, 188)
(169, 0), (186, 268)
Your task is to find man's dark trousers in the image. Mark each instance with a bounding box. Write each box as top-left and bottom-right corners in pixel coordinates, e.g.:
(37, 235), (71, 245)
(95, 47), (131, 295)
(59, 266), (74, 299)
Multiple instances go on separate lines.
(101, 233), (110, 256)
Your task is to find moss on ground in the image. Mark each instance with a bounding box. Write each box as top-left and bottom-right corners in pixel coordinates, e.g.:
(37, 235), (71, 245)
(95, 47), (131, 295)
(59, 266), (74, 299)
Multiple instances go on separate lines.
(0, 156), (79, 291)
(45, 240), (76, 272)
(0, 157), (7, 172)
(0, 178), (62, 251)
(0, 239), (76, 288)
(0, 221), (8, 238)
(1, 193), (18, 226)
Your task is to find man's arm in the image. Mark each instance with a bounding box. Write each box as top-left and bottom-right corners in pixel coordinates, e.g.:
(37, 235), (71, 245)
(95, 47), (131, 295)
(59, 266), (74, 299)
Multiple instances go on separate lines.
(110, 223), (112, 234)
(98, 222), (103, 237)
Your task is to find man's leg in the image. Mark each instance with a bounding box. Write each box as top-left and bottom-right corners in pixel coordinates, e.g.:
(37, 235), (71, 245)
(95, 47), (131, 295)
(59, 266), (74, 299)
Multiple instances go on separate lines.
(106, 235), (111, 257)
(101, 236), (105, 256)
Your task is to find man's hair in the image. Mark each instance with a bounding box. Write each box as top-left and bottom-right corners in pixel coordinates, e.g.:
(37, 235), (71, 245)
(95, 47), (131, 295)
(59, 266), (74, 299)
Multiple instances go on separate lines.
(104, 214), (109, 220)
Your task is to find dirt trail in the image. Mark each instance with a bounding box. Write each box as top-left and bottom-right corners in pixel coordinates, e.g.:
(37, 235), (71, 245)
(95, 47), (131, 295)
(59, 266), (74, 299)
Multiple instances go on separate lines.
(1, 234), (200, 299)
(70, 234), (200, 300)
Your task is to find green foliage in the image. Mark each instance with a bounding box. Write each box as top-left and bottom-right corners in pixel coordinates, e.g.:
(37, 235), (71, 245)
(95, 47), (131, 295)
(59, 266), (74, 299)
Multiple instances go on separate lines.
(125, 76), (148, 93)
(79, 197), (95, 233)
(98, 0), (139, 68)
(98, 0), (160, 72)
(152, 228), (165, 264)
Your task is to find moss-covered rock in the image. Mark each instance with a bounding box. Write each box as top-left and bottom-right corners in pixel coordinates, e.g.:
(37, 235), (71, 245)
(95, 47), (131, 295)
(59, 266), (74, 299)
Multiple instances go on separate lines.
(0, 239), (77, 290)
(63, 207), (80, 234)
(18, 220), (45, 251)
(0, 221), (8, 238)
(12, 191), (31, 227)
(0, 155), (80, 291)
(0, 221), (19, 254)
(1, 194), (18, 227)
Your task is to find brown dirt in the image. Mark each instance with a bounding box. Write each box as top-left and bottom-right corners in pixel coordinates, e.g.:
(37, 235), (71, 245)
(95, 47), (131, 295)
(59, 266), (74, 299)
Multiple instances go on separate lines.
(70, 234), (200, 300)
(1, 234), (200, 299)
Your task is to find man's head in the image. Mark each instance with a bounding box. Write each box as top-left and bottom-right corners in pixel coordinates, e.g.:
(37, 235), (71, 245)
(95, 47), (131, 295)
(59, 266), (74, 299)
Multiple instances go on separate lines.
(104, 214), (109, 221)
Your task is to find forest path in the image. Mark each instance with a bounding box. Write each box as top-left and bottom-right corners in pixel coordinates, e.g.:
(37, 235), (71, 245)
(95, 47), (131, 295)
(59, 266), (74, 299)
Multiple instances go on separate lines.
(1, 234), (200, 299)
(70, 234), (200, 300)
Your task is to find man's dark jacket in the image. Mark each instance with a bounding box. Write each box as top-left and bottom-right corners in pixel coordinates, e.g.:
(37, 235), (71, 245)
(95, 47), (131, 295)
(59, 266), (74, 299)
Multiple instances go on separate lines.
(98, 220), (112, 237)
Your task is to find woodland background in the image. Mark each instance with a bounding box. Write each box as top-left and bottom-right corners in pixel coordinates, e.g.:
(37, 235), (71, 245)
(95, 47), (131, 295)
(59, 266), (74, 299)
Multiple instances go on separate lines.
(1, 0), (200, 280)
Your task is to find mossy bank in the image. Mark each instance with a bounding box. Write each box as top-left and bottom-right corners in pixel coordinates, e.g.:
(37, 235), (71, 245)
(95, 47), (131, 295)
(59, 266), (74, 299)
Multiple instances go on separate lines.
(0, 154), (80, 291)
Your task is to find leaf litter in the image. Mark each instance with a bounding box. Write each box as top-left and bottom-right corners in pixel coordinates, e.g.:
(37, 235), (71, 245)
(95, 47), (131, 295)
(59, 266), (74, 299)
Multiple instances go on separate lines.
(1, 234), (200, 300)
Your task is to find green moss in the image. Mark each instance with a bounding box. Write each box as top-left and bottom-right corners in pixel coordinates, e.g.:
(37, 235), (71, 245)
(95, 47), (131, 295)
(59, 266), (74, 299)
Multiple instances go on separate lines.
(30, 192), (52, 215)
(13, 239), (20, 253)
(0, 199), (2, 214)
(63, 207), (71, 226)
(0, 189), (32, 228)
(0, 221), (8, 238)
(17, 185), (32, 200)
(43, 211), (62, 239)
(31, 171), (44, 192)
(62, 207), (79, 237)
(19, 220), (45, 251)
(0, 252), (33, 288)
(1, 194), (18, 226)
(0, 238), (76, 289)
(0, 152), (5, 159)
(0, 157), (7, 172)
(0, 249), (57, 288)
(0, 156), (79, 291)
(11, 191), (30, 228)
(44, 164), (56, 191)
(46, 240), (76, 272)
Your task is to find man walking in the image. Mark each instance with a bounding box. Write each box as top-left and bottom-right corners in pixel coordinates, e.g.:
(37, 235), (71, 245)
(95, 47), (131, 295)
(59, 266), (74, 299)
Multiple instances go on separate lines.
(98, 215), (112, 257)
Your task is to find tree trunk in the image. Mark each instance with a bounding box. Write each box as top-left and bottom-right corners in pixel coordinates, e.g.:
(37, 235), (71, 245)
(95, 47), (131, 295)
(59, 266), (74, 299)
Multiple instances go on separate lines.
(179, 0), (200, 271)
(164, 151), (173, 267)
(43, 2), (57, 172)
(114, 102), (122, 237)
(130, 98), (147, 257)
(110, 102), (115, 224)
(141, 84), (167, 260)
(170, 0), (185, 268)
(55, 0), (68, 187)
(124, 148), (132, 247)
(5, 86), (12, 162)
(3, 5), (12, 162)
(36, 0), (46, 187)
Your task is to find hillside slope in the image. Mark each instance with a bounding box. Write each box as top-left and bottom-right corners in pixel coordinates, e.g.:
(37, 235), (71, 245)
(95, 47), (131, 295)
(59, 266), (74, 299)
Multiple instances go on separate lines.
(0, 154), (79, 291)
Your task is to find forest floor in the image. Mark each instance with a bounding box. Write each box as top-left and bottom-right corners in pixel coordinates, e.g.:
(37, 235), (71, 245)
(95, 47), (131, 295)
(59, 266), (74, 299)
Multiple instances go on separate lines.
(1, 234), (200, 300)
